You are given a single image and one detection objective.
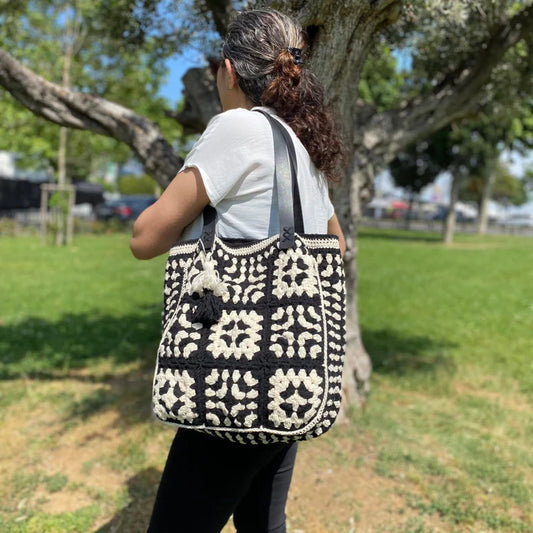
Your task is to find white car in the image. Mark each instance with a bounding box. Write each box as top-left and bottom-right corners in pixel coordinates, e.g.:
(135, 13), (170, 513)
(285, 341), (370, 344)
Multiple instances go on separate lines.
(503, 214), (533, 228)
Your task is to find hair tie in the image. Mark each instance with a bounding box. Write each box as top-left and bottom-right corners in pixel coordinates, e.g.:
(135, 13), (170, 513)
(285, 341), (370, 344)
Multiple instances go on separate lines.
(287, 47), (304, 66)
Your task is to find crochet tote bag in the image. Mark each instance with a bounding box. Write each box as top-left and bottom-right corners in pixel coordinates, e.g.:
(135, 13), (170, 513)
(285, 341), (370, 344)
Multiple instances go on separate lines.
(152, 110), (346, 444)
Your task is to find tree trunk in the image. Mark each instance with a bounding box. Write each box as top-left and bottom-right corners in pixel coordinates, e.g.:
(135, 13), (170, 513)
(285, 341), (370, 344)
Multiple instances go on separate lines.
(57, 41), (71, 189)
(405, 191), (415, 231)
(287, 0), (403, 409)
(443, 174), (460, 244)
(56, 35), (73, 246)
(56, 125), (69, 246)
(337, 163), (373, 415)
(477, 170), (496, 235)
(56, 0), (84, 246)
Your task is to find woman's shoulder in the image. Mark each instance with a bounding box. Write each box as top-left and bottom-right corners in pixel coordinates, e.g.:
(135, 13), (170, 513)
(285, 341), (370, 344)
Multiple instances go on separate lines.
(194, 108), (271, 152)
(206, 107), (271, 134)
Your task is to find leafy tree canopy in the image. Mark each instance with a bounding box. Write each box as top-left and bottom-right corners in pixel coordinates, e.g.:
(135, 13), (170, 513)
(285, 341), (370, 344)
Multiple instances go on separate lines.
(0, 0), (196, 178)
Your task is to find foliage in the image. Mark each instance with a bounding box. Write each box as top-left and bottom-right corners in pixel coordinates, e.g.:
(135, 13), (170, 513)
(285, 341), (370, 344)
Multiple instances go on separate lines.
(358, 43), (405, 112)
(118, 174), (159, 195)
(459, 159), (528, 206)
(391, 99), (533, 211)
(389, 138), (443, 195)
(522, 167), (533, 194)
(0, 0), (188, 179)
(48, 191), (70, 214)
(491, 161), (529, 205)
(392, 1), (532, 102)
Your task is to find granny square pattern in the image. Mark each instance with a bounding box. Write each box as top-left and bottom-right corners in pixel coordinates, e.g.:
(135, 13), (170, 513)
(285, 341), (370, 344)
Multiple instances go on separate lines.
(152, 234), (346, 444)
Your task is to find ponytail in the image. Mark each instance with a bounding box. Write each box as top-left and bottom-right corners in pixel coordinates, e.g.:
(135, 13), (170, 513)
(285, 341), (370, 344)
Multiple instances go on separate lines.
(222, 9), (345, 183)
(261, 49), (344, 183)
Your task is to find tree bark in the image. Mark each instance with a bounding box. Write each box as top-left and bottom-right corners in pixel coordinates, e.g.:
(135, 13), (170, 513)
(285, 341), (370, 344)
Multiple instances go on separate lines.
(173, 68), (222, 134)
(335, 163), (373, 413)
(477, 170), (496, 235)
(443, 174), (460, 244)
(405, 191), (415, 231)
(0, 49), (182, 188)
(204, 0), (233, 37)
(277, 0), (403, 412)
(56, 18), (74, 246)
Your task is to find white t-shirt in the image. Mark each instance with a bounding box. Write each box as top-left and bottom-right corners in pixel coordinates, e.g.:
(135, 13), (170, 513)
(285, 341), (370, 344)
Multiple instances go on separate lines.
(179, 106), (334, 241)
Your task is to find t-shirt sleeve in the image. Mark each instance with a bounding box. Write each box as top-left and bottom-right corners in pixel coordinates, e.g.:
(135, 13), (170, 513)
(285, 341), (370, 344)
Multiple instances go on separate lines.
(179, 110), (266, 206)
(318, 171), (335, 219)
(326, 196), (335, 219)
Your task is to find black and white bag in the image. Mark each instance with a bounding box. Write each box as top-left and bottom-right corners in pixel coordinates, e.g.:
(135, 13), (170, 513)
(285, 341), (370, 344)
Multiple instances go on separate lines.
(152, 111), (346, 444)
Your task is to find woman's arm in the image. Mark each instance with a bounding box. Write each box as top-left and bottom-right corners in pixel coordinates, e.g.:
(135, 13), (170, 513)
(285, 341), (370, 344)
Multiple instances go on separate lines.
(327, 213), (346, 258)
(130, 167), (209, 260)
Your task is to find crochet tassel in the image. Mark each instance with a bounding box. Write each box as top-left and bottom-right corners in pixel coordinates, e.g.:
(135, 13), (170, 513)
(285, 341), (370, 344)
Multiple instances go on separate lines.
(189, 250), (227, 327)
(192, 289), (223, 327)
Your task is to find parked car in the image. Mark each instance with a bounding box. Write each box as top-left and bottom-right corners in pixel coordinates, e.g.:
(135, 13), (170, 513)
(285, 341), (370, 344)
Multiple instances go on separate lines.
(502, 213), (533, 228)
(95, 195), (157, 222)
(432, 206), (476, 223)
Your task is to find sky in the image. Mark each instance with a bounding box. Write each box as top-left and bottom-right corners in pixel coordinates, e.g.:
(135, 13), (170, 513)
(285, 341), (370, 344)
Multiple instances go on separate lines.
(158, 52), (206, 107)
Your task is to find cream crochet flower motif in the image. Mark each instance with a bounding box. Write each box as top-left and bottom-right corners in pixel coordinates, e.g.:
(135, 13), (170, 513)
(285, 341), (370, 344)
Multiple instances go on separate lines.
(153, 369), (197, 423)
(272, 247), (319, 299)
(207, 310), (263, 360)
(268, 369), (323, 430)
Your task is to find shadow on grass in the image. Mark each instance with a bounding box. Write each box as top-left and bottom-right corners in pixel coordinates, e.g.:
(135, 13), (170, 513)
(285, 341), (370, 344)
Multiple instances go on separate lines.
(362, 328), (458, 376)
(94, 467), (160, 533)
(0, 306), (162, 380)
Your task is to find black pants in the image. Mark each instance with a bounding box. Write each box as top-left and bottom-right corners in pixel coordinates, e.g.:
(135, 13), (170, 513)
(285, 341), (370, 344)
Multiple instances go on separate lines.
(147, 429), (298, 533)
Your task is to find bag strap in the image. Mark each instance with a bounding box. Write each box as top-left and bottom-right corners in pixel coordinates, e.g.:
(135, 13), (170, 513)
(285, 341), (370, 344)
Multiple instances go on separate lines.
(255, 109), (305, 248)
(200, 108), (304, 250)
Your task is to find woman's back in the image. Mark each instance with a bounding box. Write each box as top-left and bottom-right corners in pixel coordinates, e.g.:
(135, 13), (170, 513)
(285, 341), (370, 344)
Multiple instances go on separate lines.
(180, 106), (334, 242)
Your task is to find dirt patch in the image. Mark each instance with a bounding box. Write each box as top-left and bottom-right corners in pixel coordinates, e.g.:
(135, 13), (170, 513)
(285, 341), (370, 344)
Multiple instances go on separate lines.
(1, 374), (439, 533)
(3, 370), (530, 533)
(0, 370), (165, 527)
(454, 381), (533, 413)
(285, 434), (440, 533)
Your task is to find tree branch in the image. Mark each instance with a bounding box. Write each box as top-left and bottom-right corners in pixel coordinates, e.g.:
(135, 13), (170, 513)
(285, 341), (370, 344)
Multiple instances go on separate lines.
(204, 0), (234, 37)
(0, 48), (181, 187)
(359, 2), (533, 166)
(173, 67), (222, 134)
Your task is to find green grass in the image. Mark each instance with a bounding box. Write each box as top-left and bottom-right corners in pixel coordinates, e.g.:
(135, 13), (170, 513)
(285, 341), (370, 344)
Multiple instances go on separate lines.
(0, 234), (166, 378)
(355, 228), (533, 531)
(1, 230), (532, 532)
(44, 474), (68, 494)
(358, 229), (533, 388)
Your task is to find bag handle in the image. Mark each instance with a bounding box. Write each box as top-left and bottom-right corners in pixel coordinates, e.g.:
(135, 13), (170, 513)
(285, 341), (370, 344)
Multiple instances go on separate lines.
(256, 109), (305, 248)
(200, 109), (304, 250)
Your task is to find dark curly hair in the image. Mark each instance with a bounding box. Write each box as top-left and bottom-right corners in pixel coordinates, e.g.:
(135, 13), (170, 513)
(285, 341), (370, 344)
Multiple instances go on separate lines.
(222, 9), (344, 183)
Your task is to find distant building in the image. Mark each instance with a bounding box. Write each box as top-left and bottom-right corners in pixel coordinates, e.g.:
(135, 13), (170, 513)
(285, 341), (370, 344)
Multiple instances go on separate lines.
(0, 151), (16, 178)
(0, 151), (103, 211)
(0, 150), (51, 182)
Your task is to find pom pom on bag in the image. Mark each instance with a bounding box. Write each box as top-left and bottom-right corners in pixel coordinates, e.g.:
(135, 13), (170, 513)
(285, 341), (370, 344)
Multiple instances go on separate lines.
(152, 110), (346, 444)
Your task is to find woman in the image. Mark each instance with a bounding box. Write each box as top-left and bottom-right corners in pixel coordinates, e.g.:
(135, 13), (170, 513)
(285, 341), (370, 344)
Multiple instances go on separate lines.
(131, 8), (346, 533)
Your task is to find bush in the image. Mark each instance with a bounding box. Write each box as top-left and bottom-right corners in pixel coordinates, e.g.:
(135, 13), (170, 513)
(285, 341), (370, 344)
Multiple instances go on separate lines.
(118, 174), (157, 195)
(87, 219), (129, 235)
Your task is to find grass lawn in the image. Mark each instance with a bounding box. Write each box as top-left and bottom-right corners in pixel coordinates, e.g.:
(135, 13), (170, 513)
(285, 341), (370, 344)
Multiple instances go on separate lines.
(0, 229), (532, 532)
